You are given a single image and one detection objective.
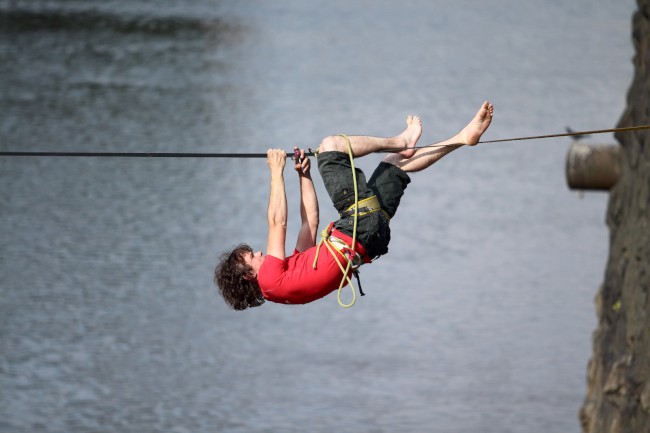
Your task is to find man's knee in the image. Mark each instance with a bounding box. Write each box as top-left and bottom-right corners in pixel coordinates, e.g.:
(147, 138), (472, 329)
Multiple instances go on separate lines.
(318, 135), (346, 153)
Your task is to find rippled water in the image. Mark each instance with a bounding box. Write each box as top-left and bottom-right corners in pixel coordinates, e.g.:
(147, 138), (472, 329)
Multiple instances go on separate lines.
(0, 1), (636, 432)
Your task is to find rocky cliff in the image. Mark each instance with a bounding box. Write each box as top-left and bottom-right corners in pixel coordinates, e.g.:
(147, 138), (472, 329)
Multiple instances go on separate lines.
(580, 2), (650, 432)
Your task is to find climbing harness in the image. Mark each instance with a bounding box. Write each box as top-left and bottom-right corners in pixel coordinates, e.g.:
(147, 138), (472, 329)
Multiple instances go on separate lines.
(2, 125), (650, 158)
(339, 195), (390, 221)
(312, 222), (367, 307)
(311, 134), (373, 308)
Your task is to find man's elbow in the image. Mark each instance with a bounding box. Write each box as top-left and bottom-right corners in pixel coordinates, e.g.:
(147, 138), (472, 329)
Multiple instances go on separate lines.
(269, 215), (288, 229)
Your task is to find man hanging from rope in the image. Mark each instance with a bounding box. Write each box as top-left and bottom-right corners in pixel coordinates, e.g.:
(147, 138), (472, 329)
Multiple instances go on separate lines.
(214, 101), (494, 310)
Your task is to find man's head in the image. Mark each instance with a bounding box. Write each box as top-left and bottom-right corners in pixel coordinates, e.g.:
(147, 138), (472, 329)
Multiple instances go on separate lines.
(214, 244), (265, 310)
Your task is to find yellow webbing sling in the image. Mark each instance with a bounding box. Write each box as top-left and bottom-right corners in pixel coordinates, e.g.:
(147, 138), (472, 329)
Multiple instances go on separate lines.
(312, 134), (362, 308)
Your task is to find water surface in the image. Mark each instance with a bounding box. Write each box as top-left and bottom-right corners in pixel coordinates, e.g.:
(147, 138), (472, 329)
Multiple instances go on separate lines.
(0, 1), (636, 432)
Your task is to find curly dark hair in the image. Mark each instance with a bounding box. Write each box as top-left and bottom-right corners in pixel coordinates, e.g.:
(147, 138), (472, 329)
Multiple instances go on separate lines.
(214, 243), (265, 310)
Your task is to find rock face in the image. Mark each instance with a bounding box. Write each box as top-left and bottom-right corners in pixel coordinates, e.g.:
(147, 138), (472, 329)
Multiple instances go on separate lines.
(579, 2), (650, 432)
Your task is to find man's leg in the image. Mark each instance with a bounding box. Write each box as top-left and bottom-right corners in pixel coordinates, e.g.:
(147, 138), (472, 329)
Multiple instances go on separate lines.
(317, 116), (422, 158)
(383, 101), (494, 172)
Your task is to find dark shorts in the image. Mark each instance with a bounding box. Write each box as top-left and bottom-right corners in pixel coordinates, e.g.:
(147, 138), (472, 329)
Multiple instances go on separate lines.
(317, 151), (411, 259)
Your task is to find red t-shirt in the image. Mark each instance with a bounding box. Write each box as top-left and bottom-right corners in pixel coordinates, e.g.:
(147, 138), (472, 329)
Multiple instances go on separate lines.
(258, 244), (351, 305)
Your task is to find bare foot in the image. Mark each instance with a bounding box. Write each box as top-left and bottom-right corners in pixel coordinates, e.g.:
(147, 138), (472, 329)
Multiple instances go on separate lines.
(397, 115), (422, 158)
(460, 101), (494, 146)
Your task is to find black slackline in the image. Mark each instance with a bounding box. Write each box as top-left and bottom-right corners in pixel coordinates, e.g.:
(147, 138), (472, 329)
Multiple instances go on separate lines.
(0, 151), (285, 158)
(1, 125), (648, 158)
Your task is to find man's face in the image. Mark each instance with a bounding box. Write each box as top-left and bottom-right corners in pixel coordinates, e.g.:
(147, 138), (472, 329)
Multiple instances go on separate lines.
(243, 250), (265, 278)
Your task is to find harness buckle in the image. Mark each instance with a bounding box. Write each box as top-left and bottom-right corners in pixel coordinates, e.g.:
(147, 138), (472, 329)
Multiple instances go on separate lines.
(339, 195), (390, 220)
(328, 235), (364, 270)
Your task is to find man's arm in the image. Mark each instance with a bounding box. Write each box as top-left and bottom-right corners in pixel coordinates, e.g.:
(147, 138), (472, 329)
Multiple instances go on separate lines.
(266, 149), (287, 260)
(294, 148), (319, 252)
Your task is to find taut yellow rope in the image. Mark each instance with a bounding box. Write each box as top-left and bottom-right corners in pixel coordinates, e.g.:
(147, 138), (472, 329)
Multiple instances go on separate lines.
(312, 134), (360, 308)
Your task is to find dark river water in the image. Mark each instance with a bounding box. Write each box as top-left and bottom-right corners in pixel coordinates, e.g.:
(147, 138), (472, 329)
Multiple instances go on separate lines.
(0, 1), (636, 432)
